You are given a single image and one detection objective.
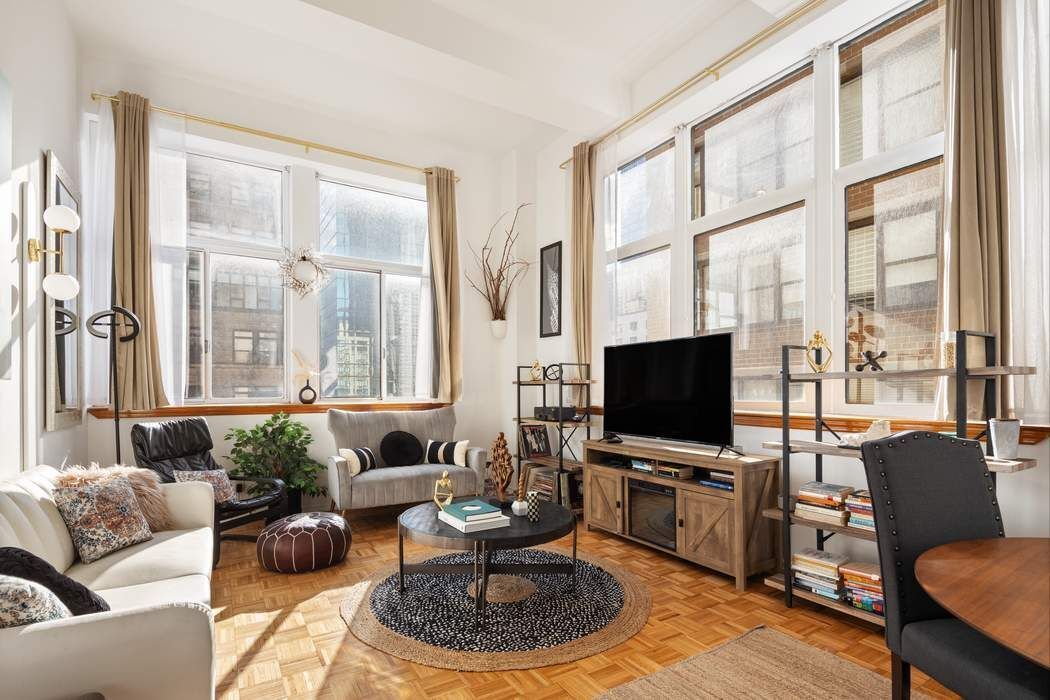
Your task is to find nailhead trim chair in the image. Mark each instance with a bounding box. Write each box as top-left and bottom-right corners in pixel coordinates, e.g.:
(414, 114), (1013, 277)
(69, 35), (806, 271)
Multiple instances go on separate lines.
(860, 431), (1049, 699)
(131, 417), (287, 567)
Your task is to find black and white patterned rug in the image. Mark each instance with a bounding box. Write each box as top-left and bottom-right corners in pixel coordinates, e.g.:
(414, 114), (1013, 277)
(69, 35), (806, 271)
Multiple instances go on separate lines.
(368, 549), (624, 653)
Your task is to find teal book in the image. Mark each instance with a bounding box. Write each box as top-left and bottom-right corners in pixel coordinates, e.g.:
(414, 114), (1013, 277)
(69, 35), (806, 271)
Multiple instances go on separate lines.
(442, 499), (502, 522)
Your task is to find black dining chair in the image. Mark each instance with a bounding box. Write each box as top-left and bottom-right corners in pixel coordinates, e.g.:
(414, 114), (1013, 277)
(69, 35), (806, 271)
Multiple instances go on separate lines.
(860, 431), (1049, 699)
(131, 417), (287, 567)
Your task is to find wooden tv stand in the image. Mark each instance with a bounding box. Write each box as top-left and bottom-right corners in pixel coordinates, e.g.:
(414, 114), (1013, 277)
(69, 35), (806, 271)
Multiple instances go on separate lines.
(582, 439), (778, 591)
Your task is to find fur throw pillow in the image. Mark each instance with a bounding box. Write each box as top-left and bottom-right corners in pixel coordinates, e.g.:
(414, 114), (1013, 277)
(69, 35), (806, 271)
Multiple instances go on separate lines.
(53, 465), (172, 532)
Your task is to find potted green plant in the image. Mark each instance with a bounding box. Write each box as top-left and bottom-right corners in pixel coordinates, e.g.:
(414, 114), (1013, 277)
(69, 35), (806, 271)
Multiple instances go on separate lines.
(225, 413), (326, 514)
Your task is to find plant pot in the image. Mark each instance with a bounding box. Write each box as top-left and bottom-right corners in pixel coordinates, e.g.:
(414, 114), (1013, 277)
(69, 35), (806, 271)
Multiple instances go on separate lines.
(490, 319), (507, 339)
(286, 488), (303, 515)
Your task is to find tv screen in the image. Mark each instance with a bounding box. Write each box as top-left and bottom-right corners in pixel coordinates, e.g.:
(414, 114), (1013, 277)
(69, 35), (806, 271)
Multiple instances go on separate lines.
(603, 334), (733, 446)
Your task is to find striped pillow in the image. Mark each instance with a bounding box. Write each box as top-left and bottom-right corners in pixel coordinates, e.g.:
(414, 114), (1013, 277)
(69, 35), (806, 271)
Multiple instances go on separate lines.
(337, 447), (377, 476)
(424, 440), (469, 467)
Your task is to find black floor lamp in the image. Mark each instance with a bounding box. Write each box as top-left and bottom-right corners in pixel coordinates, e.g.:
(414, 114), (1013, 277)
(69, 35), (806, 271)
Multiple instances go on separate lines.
(86, 305), (140, 463)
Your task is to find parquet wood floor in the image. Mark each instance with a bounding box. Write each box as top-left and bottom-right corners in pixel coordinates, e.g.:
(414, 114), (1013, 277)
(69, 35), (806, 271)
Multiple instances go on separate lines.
(212, 507), (956, 699)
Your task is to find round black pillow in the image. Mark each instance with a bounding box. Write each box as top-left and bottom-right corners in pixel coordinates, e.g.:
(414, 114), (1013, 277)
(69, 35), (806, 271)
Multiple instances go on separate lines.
(380, 431), (423, 467)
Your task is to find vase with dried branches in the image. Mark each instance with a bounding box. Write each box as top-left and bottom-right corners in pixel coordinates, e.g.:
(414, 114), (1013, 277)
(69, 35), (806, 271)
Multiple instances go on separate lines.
(466, 203), (531, 339)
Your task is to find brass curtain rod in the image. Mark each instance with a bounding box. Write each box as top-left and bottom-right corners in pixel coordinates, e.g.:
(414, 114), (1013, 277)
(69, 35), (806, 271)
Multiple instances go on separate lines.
(91, 92), (458, 181)
(558, 0), (826, 170)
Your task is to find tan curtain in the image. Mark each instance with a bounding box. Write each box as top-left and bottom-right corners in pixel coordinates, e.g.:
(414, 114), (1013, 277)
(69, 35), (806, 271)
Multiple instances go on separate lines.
(571, 142), (594, 404)
(112, 91), (169, 410)
(940, 0), (1011, 420)
(425, 166), (462, 402)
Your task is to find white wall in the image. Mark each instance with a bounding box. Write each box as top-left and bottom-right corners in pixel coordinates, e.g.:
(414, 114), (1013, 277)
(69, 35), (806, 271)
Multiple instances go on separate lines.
(0, 0), (85, 474)
(78, 57), (508, 474)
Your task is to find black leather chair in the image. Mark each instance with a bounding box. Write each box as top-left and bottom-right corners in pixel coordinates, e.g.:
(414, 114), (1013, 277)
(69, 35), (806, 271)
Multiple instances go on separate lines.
(861, 431), (1049, 699)
(131, 417), (287, 566)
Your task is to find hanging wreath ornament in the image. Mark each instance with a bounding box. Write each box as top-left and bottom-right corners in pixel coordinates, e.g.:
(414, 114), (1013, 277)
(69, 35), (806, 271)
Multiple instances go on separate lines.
(279, 247), (330, 298)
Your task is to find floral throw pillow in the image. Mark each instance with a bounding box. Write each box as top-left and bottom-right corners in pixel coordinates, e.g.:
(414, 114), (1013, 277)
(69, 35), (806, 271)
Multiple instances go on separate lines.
(0, 574), (72, 629)
(174, 469), (236, 504)
(54, 477), (154, 564)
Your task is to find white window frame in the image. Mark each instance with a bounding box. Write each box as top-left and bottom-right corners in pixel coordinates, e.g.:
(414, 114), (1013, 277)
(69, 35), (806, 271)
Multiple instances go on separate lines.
(184, 150), (291, 404)
(316, 174), (432, 402)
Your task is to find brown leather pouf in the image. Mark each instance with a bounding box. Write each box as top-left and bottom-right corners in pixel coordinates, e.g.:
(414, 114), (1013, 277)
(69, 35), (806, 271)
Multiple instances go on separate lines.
(256, 512), (351, 574)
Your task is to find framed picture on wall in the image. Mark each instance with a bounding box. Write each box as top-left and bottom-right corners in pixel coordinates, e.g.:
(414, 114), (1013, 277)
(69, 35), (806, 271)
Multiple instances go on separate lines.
(539, 241), (561, 337)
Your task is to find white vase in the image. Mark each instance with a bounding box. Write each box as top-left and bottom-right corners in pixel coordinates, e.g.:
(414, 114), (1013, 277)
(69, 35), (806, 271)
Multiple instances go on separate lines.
(511, 499), (528, 517)
(490, 319), (508, 339)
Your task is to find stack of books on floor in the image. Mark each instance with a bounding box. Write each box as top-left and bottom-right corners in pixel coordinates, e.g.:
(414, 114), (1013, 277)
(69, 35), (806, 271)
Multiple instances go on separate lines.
(841, 561), (884, 616)
(791, 547), (849, 601)
(697, 470), (735, 492)
(795, 481), (854, 525)
(845, 490), (875, 532)
(437, 499), (510, 532)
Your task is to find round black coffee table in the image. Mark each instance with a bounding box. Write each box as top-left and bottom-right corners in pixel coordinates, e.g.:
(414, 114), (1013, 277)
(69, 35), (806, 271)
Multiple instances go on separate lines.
(397, 499), (577, 626)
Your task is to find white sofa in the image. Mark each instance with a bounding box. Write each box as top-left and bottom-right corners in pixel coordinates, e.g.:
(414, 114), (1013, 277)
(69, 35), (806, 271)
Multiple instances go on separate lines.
(0, 466), (216, 700)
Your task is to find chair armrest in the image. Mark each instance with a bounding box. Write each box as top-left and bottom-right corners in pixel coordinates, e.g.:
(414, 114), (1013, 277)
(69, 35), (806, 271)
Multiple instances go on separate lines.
(160, 481), (215, 531)
(327, 455), (351, 510)
(228, 475), (286, 496)
(466, 447), (488, 496)
(0, 603), (214, 700)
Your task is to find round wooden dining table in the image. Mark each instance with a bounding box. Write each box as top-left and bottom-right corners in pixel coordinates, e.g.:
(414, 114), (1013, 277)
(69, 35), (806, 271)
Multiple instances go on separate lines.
(915, 537), (1050, 669)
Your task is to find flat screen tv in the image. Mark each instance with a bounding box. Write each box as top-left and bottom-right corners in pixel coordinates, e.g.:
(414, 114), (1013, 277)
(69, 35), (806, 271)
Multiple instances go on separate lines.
(603, 333), (733, 447)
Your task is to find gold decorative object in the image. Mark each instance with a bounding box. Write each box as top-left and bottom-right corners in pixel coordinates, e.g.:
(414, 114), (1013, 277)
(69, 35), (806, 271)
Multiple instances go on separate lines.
(517, 463), (529, 501)
(529, 360), (543, 382)
(433, 470), (454, 510)
(490, 432), (514, 504)
(805, 330), (833, 373)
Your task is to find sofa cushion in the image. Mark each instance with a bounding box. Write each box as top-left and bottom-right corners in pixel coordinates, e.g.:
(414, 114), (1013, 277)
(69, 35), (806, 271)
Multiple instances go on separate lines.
(174, 469), (236, 503)
(0, 466), (76, 573)
(380, 431), (423, 467)
(349, 463), (479, 509)
(96, 573), (211, 610)
(337, 447), (377, 476)
(425, 439), (470, 467)
(0, 547), (109, 615)
(54, 478), (154, 564)
(65, 527), (212, 590)
(53, 466), (172, 532)
(0, 574), (71, 628)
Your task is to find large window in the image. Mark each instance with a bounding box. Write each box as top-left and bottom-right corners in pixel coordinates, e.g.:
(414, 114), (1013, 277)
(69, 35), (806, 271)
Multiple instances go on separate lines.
(184, 154), (286, 402)
(318, 180), (432, 400)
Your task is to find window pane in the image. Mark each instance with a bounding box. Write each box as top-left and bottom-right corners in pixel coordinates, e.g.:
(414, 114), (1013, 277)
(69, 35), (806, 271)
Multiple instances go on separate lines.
(385, 275), (434, 399)
(319, 181), (427, 265)
(694, 203), (806, 401)
(210, 255), (285, 399)
(186, 154), (282, 246)
(613, 140), (674, 249)
(845, 158), (943, 405)
(838, 0), (945, 166)
(185, 251), (204, 400)
(607, 248), (671, 345)
(320, 269), (381, 398)
(692, 66), (814, 218)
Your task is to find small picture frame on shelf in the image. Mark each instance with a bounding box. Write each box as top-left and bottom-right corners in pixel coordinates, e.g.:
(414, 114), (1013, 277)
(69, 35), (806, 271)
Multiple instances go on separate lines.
(519, 424), (552, 458)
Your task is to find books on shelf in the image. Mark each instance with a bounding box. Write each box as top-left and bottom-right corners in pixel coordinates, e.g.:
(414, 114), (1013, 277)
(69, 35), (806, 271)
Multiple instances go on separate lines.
(795, 502), (850, 524)
(791, 547), (848, 601)
(844, 490), (875, 531)
(442, 499), (501, 522)
(437, 509), (510, 533)
(794, 481), (854, 524)
(698, 478), (734, 492)
(841, 561), (884, 616)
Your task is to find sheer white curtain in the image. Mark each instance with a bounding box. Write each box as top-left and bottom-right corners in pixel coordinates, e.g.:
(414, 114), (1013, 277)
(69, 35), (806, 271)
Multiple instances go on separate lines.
(1003, 0), (1049, 423)
(149, 112), (187, 405)
(80, 102), (115, 407)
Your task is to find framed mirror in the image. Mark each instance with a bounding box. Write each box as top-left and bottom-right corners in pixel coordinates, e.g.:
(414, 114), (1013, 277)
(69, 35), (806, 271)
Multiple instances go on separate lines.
(45, 149), (82, 431)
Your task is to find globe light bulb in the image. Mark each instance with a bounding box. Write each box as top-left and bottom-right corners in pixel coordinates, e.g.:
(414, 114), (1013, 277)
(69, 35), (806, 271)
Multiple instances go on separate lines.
(42, 273), (80, 301)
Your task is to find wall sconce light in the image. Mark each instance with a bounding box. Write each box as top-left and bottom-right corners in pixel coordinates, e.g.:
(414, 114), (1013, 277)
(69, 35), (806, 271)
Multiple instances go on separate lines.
(29, 204), (81, 301)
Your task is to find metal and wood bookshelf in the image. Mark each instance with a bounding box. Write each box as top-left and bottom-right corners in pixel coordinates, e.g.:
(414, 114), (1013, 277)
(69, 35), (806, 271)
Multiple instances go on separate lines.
(513, 363), (593, 509)
(763, 329), (1038, 625)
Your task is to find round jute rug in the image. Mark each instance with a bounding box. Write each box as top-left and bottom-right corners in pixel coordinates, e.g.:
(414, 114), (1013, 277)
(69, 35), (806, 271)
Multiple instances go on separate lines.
(340, 547), (650, 671)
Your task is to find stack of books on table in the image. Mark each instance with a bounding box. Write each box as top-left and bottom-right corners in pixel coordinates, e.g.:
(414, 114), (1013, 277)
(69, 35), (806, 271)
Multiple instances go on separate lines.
(841, 561), (884, 616)
(845, 490), (875, 532)
(791, 547), (849, 601)
(795, 481), (854, 525)
(437, 499), (510, 533)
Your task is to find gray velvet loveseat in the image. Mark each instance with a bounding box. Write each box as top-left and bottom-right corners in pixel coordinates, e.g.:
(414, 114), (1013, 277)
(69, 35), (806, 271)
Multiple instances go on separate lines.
(326, 406), (488, 512)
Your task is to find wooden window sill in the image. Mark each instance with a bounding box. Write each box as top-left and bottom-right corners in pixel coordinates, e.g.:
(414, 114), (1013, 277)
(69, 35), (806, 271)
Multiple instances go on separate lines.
(86, 401), (450, 420)
(586, 406), (1049, 445)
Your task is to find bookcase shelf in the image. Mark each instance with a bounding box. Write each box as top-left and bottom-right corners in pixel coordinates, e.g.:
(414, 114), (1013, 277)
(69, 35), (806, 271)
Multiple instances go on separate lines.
(761, 507), (877, 542)
(764, 573), (885, 627)
(762, 440), (1038, 473)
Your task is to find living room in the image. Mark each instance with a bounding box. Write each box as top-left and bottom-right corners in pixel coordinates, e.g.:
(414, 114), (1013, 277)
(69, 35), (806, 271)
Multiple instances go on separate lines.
(1, 0), (1048, 698)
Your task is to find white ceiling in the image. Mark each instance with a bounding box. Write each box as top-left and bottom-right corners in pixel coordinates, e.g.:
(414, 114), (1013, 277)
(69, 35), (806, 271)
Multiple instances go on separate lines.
(66, 0), (798, 155)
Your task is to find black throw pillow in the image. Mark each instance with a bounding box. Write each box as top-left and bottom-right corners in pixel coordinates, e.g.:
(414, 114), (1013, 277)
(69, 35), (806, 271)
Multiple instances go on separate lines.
(380, 431), (423, 467)
(0, 547), (110, 616)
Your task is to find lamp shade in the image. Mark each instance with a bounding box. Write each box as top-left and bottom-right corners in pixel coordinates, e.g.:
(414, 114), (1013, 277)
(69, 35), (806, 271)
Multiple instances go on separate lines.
(42, 272), (80, 301)
(43, 204), (81, 233)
